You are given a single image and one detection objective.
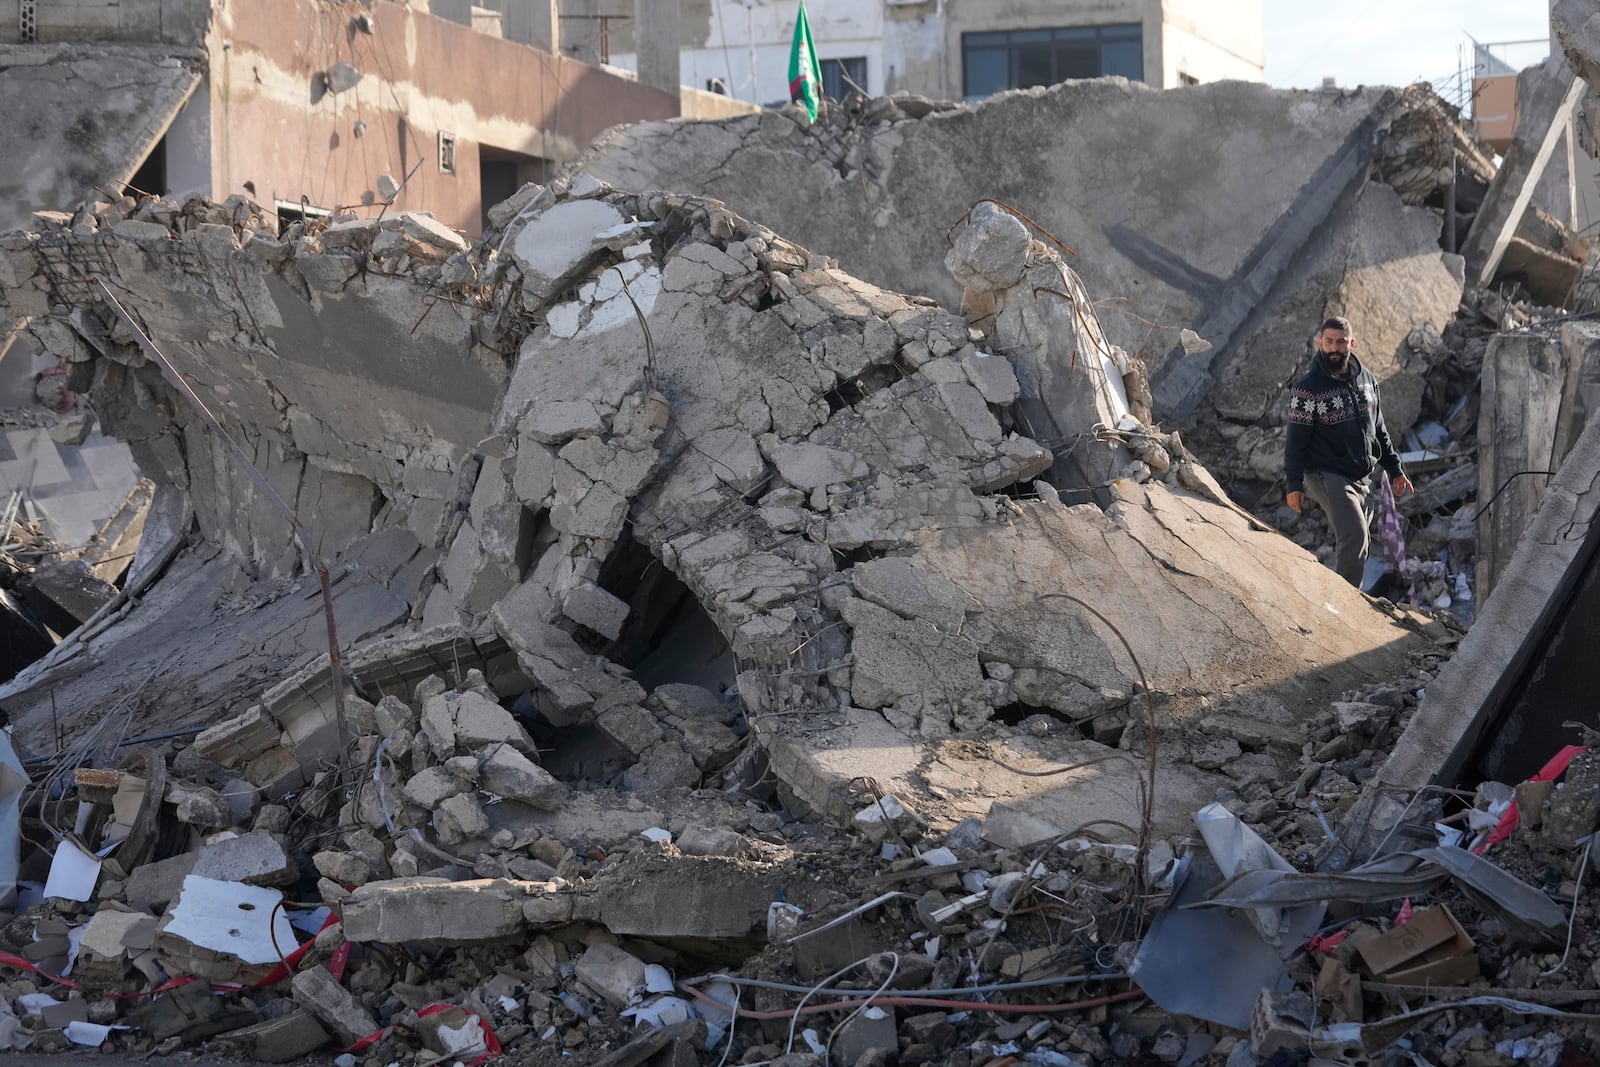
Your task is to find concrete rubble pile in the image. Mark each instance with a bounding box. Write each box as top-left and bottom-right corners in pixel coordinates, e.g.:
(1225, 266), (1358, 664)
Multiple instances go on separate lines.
(0, 72), (1595, 1065)
(571, 77), (1600, 616)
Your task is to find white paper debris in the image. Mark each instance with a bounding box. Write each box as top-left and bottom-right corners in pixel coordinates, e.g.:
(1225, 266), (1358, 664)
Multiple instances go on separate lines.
(43, 840), (101, 903)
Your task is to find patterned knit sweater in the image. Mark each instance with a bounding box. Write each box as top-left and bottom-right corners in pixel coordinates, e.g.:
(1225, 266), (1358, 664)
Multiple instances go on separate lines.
(1282, 352), (1403, 493)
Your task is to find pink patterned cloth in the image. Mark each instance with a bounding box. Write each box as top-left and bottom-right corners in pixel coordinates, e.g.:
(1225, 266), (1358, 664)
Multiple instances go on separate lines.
(1372, 471), (1410, 596)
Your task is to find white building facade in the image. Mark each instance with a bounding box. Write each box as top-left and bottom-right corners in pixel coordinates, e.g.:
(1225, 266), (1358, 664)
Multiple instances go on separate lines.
(607, 0), (1264, 106)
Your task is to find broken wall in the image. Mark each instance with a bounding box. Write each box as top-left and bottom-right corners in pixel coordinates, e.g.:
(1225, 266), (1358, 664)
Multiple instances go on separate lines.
(569, 79), (1462, 428)
(3, 203), (505, 566)
(205, 0), (680, 234)
(0, 178), (1437, 842)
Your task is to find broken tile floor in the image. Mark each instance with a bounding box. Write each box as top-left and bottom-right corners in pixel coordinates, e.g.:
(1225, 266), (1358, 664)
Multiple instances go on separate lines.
(0, 75), (1596, 1067)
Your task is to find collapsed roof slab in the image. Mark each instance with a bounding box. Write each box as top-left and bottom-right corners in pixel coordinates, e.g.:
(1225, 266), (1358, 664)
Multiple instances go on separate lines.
(1378, 404), (1600, 792)
(0, 44), (202, 232)
(756, 482), (1438, 839)
(0, 182), (1441, 835)
(570, 80), (1408, 424)
(0, 528), (427, 753)
(3, 209), (509, 564)
(1210, 180), (1464, 435)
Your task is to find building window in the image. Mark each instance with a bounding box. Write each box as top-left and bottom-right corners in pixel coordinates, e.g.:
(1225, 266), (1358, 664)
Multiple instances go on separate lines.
(1179, 71), (1199, 86)
(821, 56), (868, 100)
(962, 24), (1143, 100)
(438, 132), (457, 176)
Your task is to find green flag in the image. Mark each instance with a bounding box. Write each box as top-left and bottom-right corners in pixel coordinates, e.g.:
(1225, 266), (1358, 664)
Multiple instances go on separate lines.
(788, 1), (823, 122)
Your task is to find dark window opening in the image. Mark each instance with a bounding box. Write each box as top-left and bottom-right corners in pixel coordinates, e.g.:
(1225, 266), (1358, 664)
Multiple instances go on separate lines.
(1179, 71), (1200, 86)
(821, 56), (868, 100)
(127, 137), (168, 199)
(962, 23), (1143, 99)
(479, 146), (551, 232)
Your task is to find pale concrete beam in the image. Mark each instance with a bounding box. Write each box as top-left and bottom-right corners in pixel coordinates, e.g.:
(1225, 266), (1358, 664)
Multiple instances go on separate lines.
(1460, 61), (1584, 288)
(634, 0), (680, 98)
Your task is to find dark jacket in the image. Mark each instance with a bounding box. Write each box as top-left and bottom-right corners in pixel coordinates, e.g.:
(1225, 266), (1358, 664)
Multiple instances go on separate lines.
(1282, 352), (1402, 493)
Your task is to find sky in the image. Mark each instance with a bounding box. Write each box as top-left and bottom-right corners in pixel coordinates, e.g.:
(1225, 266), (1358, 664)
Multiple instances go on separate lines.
(1263, 2), (1555, 101)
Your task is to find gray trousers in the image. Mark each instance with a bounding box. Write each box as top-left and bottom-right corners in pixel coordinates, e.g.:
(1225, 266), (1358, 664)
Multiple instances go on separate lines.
(1303, 469), (1373, 586)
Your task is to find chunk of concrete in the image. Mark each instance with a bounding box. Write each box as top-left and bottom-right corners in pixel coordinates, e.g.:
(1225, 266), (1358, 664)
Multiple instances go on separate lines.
(291, 965), (378, 1046)
(193, 706), (282, 767)
(156, 876), (299, 983)
(214, 1009), (332, 1062)
(574, 943), (647, 1008)
(191, 830), (298, 886)
(562, 583), (631, 639)
(510, 199), (630, 300)
(479, 745), (565, 810)
(341, 877), (528, 944)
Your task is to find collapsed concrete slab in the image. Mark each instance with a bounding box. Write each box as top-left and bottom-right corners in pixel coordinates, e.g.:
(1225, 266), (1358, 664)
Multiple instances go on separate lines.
(0, 44), (201, 233)
(0, 178), (1436, 847)
(569, 80), (1458, 427)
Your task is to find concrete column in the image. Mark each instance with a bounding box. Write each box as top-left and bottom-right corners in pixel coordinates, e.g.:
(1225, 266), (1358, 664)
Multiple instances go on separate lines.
(563, 0), (603, 65)
(492, 0), (559, 55)
(634, 0), (681, 97)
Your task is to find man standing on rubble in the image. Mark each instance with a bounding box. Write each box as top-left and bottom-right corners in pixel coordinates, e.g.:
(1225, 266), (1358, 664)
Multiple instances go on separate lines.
(1283, 316), (1413, 587)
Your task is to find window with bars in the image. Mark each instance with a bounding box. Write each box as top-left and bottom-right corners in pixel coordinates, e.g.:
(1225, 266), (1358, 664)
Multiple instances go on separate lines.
(962, 24), (1142, 100)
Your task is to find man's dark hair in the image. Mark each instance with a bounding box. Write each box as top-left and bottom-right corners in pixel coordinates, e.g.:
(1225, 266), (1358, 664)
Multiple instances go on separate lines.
(1319, 316), (1352, 334)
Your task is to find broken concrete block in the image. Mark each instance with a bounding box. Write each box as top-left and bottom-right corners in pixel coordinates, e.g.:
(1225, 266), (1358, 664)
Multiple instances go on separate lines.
(191, 830), (298, 887)
(763, 439), (869, 490)
(403, 766), (467, 808)
(623, 742), (700, 790)
(399, 212), (468, 253)
(373, 695), (416, 735)
(341, 877), (529, 944)
(575, 943), (647, 1008)
(479, 744), (565, 809)
(676, 826), (748, 857)
(156, 876), (298, 983)
(510, 199), (630, 300)
(124, 852), (198, 912)
(945, 201), (1030, 292)
(561, 582), (631, 639)
(437, 792), (490, 840)
(214, 1009), (331, 1062)
(595, 703), (664, 758)
(77, 908), (152, 977)
(521, 399), (608, 444)
(291, 965), (378, 1046)
(193, 706), (281, 767)
(596, 854), (772, 940)
(167, 782), (232, 828)
(312, 850), (375, 888)
(419, 692), (457, 752)
(451, 690), (534, 751)
(832, 1005), (898, 1067)
(297, 252), (359, 293)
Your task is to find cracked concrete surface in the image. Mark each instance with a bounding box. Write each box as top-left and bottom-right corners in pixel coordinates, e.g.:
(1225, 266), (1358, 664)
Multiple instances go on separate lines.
(0, 173), (1438, 841)
(568, 79), (1464, 429)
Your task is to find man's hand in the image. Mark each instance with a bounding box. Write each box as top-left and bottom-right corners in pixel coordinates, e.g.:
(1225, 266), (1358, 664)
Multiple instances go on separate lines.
(1394, 474), (1413, 496)
(1286, 491), (1305, 513)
